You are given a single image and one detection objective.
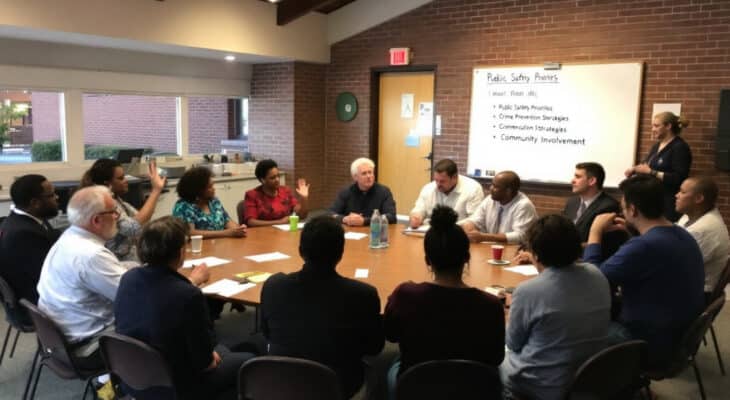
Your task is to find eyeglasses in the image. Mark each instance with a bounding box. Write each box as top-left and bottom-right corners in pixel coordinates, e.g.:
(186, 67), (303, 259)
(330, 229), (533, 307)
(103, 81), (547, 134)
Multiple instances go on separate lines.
(96, 210), (120, 218)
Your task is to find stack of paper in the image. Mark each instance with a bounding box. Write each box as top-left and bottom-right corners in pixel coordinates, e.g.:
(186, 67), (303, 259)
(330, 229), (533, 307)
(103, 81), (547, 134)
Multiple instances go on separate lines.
(201, 279), (256, 297)
(403, 225), (430, 236)
(245, 252), (290, 263)
(504, 265), (539, 276)
(344, 232), (368, 240)
(182, 257), (231, 268)
(235, 271), (274, 283)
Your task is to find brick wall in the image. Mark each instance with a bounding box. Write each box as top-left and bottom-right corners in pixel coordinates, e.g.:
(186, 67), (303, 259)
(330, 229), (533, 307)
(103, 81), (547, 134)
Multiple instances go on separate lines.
(322, 0), (730, 224)
(30, 92), (62, 142)
(294, 62), (327, 209)
(249, 63), (295, 178)
(188, 96), (228, 154)
(82, 94), (178, 153)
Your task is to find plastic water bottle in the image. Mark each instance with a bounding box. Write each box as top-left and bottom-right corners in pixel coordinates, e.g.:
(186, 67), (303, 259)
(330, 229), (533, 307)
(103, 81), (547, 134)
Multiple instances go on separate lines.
(289, 212), (299, 232)
(369, 209), (381, 248)
(379, 213), (389, 248)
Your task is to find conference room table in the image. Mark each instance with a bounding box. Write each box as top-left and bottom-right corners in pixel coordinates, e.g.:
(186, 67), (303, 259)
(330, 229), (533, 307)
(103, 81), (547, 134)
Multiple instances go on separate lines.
(181, 224), (533, 310)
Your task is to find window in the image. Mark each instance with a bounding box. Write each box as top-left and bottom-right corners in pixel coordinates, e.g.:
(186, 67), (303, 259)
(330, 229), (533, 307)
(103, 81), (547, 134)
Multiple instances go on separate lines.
(82, 93), (179, 159)
(0, 89), (65, 164)
(188, 96), (248, 155)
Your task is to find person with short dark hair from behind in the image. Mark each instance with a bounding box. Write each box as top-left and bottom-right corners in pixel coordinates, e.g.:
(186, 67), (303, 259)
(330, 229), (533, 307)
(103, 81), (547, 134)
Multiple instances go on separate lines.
(625, 111), (692, 222)
(0, 174), (60, 316)
(564, 162), (620, 242)
(584, 175), (704, 369)
(80, 157), (167, 261)
(115, 216), (250, 400)
(260, 215), (384, 398)
(173, 166), (247, 238)
(385, 205), (504, 398)
(243, 159), (310, 226)
(501, 215), (611, 400)
(460, 170), (538, 244)
(409, 159), (484, 228)
(675, 176), (729, 298)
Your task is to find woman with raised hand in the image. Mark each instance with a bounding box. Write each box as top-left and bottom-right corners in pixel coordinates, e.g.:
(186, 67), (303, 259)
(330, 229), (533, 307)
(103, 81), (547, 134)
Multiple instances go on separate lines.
(384, 205), (505, 397)
(80, 158), (166, 261)
(243, 159), (309, 226)
(625, 111), (691, 221)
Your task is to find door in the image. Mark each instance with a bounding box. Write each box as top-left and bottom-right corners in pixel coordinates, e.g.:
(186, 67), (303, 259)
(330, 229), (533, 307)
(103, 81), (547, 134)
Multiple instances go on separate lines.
(377, 71), (435, 216)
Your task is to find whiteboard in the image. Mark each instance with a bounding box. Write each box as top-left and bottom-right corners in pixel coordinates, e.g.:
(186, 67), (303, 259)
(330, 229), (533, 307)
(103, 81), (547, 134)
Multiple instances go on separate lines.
(467, 62), (643, 188)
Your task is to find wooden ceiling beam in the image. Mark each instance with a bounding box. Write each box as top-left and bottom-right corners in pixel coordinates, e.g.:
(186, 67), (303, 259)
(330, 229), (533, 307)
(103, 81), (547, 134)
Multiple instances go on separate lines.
(277, 0), (341, 25)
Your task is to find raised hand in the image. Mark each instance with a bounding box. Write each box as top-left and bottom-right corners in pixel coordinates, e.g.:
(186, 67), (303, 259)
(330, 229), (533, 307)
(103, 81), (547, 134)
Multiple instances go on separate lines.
(296, 178), (310, 198)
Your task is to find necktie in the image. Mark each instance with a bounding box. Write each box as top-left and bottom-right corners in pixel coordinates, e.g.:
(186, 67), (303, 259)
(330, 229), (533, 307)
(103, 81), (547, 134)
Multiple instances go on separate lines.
(492, 206), (503, 233)
(575, 201), (586, 223)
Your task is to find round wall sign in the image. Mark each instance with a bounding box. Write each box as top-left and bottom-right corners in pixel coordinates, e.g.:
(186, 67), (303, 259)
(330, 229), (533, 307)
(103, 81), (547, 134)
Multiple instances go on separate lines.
(336, 92), (358, 122)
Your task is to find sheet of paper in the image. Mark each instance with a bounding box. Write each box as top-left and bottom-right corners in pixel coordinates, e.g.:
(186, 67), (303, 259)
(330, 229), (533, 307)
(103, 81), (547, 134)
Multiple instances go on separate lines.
(344, 232), (368, 240)
(218, 283), (256, 297)
(182, 256), (231, 269)
(245, 251), (291, 263)
(247, 272), (273, 283)
(355, 269), (369, 278)
(201, 279), (240, 294)
(504, 265), (539, 276)
(272, 223), (305, 231)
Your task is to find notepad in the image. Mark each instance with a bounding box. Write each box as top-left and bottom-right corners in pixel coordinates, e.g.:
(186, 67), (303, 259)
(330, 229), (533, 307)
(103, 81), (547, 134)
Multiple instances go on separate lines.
(344, 232), (368, 240)
(504, 265), (539, 276)
(235, 271), (273, 283)
(272, 223), (305, 231)
(245, 252), (290, 263)
(182, 256), (231, 268)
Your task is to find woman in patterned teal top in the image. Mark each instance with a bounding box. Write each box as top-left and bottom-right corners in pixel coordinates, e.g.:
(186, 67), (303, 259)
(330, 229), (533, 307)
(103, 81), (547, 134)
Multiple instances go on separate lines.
(172, 167), (247, 239)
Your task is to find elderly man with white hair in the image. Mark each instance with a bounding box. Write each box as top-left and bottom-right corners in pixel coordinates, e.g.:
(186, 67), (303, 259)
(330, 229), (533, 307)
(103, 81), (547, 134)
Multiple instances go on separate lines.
(37, 185), (208, 369)
(330, 157), (397, 226)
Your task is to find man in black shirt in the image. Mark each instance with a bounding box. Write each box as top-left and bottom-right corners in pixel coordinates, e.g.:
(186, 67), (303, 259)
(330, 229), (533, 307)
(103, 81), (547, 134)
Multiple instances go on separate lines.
(261, 216), (385, 397)
(330, 157), (396, 225)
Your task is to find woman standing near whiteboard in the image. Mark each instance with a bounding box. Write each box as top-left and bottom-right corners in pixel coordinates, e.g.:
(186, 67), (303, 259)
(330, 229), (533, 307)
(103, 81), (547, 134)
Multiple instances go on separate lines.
(625, 112), (691, 222)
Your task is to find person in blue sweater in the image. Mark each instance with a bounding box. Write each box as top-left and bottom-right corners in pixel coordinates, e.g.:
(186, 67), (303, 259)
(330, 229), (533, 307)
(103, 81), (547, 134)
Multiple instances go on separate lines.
(583, 174), (704, 368)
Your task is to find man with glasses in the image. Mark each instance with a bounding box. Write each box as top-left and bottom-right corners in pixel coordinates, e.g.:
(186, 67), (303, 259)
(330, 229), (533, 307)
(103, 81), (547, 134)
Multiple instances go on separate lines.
(0, 175), (61, 321)
(37, 185), (208, 369)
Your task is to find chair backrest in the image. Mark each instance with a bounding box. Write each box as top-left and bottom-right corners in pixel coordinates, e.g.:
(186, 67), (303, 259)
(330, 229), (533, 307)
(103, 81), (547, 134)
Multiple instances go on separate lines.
(0, 275), (34, 332)
(709, 259), (730, 303)
(99, 332), (175, 396)
(664, 294), (726, 376)
(238, 356), (342, 400)
(566, 340), (647, 400)
(396, 359), (502, 400)
(237, 199), (246, 225)
(19, 299), (80, 375)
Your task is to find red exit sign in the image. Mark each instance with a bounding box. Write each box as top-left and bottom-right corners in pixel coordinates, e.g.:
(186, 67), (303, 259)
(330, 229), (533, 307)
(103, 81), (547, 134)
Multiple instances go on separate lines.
(389, 48), (410, 66)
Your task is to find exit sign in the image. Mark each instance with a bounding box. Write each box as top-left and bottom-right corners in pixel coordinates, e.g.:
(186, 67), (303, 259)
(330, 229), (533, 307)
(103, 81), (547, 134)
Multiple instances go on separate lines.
(389, 48), (410, 66)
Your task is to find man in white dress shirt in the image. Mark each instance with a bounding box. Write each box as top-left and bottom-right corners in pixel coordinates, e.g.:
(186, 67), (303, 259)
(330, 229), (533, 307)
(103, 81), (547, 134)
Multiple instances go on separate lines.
(461, 170), (538, 244)
(675, 176), (730, 296)
(409, 159), (484, 228)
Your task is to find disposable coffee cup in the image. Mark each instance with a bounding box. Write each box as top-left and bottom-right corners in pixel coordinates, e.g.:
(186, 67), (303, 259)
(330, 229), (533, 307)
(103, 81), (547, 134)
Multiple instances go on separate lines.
(191, 235), (203, 253)
(492, 245), (504, 261)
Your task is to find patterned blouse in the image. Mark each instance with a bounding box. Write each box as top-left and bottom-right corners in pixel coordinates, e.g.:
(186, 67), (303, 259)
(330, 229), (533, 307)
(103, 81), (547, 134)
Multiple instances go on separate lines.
(243, 185), (298, 224)
(106, 197), (141, 262)
(172, 197), (231, 231)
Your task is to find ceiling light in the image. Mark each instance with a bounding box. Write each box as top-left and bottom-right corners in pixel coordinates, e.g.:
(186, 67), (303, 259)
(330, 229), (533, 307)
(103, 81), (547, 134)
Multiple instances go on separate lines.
(268, 0), (282, 3)
(224, 55), (236, 62)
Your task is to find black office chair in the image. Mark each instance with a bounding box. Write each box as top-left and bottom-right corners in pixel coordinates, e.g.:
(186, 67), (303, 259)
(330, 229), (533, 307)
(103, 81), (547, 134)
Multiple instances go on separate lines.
(20, 299), (106, 400)
(644, 294), (725, 400)
(99, 332), (176, 400)
(238, 356), (342, 400)
(396, 359), (502, 400)
(0, 275), (34, 366)
(565, 340), (647, 400)
(705, 259), (730, 375)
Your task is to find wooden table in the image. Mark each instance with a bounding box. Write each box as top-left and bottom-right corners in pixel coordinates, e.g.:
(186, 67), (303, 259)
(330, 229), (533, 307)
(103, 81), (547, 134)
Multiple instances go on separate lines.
(183, 224), (531, 310)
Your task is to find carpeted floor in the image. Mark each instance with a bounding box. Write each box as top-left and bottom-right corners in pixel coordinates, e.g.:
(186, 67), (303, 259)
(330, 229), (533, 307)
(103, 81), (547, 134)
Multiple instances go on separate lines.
(2, 299), (729, 399)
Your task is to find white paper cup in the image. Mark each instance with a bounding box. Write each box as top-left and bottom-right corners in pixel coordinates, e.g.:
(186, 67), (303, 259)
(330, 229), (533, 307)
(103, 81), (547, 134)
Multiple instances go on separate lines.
(191, 235), (203, 253)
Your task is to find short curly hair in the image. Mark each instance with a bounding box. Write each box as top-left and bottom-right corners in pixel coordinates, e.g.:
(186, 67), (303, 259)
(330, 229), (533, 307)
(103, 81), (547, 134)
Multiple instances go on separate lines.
(176, 167), (212, 203)
(254, 159), (278, 182)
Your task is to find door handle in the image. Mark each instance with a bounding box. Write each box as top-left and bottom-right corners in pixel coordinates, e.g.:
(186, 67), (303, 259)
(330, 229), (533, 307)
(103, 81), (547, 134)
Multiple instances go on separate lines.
(422, 152), (433, 161)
